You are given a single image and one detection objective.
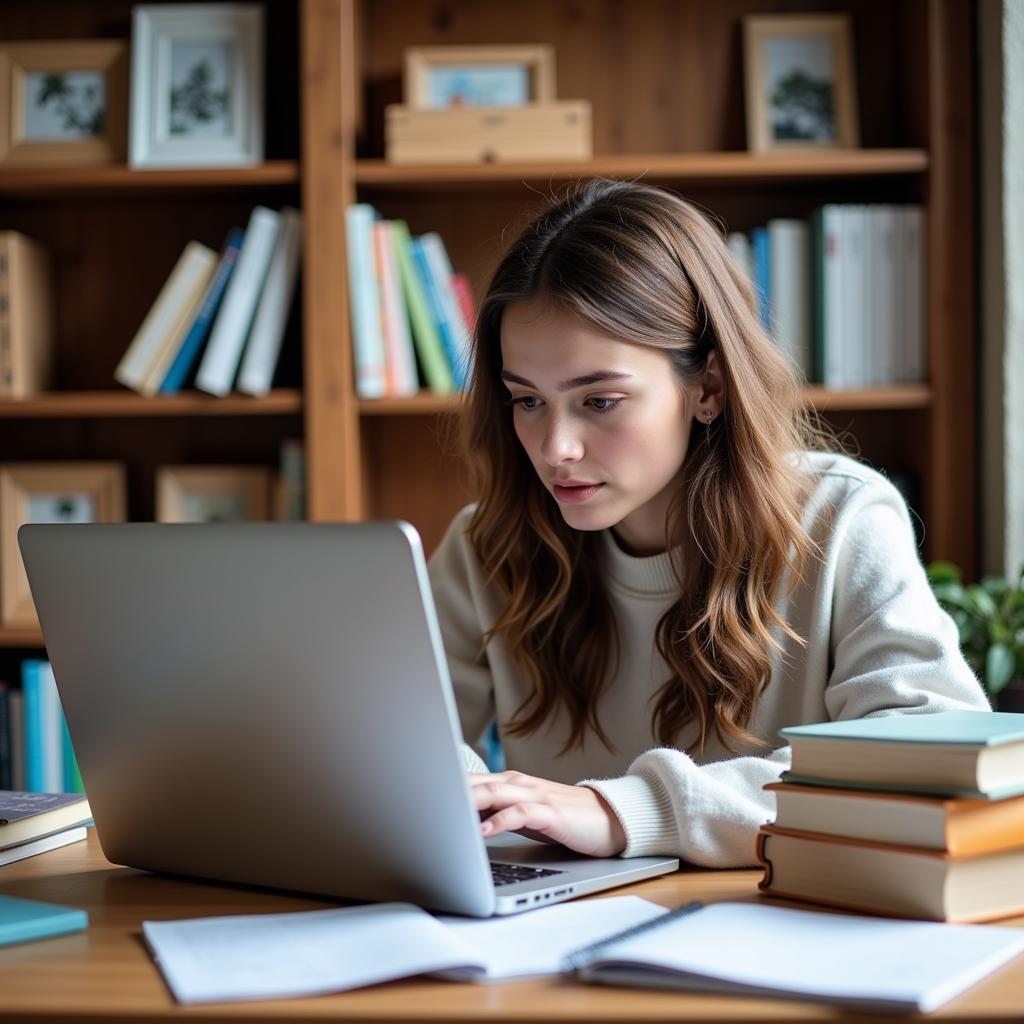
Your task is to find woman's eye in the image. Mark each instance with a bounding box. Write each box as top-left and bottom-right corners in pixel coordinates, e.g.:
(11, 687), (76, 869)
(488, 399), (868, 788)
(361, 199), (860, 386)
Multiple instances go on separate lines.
(508, 395), (541, 411)
(587, 397), (622, 412)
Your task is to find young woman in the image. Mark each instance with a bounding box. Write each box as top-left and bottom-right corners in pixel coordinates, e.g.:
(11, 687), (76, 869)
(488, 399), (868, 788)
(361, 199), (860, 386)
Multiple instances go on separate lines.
(427, 178), (987, 868)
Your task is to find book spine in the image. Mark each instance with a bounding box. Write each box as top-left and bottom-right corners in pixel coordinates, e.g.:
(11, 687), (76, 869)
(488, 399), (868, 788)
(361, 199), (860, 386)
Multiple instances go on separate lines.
(160, 227), (244, 395)
(21, 661), (44, 793)
(751, 227), (771, 330)
(196, 206), (281, 397)
(421, 233), (472, 387)
(392, 221), (453, 393)
(904, 206), (925, 383)
(451, 272), (477, 338)
(374, 222), (419, 396)
(61, 716), (83, 795)
(0, 685), (11, 790)
(0, 236), (11, 398)
(345, 204), (388, 398)
(236, 208), (303, 397)
(114, 241), (219, 392)
(8, 690), (23, 792)
(40, 664), (62, 793)
(768, 219), (811, 381)
(411, 238), (463, 388)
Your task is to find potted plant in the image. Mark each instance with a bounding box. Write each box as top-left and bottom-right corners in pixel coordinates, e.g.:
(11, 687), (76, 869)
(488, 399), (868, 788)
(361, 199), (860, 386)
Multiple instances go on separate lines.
(927, 561), (1024, 711)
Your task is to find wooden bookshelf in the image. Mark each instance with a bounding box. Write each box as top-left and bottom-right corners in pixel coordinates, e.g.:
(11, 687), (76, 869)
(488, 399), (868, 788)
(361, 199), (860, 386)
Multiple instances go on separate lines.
(355, 150), (930, 189)
(0, 161), (300, 198)
(0, 628), (44, 649)
(0, 0), (980, 667)
(0, 391), (303, 419)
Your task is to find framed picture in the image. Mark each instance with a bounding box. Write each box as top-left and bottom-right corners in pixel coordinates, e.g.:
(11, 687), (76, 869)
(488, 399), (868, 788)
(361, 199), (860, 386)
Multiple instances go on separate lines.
(404, 45), (555, 110)
(0, 40), (128, 166)
(156, 466), (271, 523)
(743, 15), (859, 153)
(0, 463), (126, 628)
(130, 3), (264, 169)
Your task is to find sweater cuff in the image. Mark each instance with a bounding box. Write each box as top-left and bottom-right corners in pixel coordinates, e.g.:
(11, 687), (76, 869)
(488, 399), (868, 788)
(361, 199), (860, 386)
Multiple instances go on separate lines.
(578, 773), (677, 858)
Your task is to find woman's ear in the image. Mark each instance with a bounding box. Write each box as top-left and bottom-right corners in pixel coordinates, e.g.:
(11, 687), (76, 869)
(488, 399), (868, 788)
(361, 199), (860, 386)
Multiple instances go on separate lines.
(693, 349), (725, 424)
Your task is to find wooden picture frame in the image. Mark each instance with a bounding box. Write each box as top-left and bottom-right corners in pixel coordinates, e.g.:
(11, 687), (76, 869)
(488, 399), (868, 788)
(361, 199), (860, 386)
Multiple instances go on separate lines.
(0, 40), (128, 166)
(0, 463), (126, 628)
(130, 3), (264, 169)
(156, 466), (271, 523)
(743, 15), (859, 153)
(403, 45), (555, 110)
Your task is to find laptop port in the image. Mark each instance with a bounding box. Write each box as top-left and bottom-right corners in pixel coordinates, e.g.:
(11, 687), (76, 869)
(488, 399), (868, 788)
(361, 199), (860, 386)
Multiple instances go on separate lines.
(515, 898), (528, 906)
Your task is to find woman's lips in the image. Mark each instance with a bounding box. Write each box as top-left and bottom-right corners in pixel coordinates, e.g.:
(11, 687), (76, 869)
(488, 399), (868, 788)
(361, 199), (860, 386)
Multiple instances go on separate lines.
(552, 482), (604, 504)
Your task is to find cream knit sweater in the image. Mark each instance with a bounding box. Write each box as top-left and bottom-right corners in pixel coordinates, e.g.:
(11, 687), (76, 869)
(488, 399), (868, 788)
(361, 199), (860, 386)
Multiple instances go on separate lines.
(427, 453), (989, 867)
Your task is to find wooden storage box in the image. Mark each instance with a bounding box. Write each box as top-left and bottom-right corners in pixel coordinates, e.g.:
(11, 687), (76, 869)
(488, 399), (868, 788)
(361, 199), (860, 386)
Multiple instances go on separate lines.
(385, 100), (592, 164)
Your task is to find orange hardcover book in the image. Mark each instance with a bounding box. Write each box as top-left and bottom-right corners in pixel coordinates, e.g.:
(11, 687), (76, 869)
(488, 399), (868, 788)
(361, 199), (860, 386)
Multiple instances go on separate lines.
(757, 824), (1024, 923)
(766, 781), (1024, 857)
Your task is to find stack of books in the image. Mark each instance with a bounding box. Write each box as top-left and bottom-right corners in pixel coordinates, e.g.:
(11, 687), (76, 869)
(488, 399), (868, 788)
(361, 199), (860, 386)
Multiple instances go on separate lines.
(727, 204), (925, 389)
(114, 205), (302, 398)
(345, 203), (475, 399)
(758, 711), (1024, 922)
(0, 790), (91, 868)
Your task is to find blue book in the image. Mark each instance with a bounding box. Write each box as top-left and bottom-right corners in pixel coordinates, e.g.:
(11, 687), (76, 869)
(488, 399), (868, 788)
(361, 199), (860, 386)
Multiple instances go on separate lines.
(0, 894), (87, 948)
(159, 227), (245, 395)
(410, 237), (465, 388)
(751, 227), (771, 330)
(20, 660), (44, 793)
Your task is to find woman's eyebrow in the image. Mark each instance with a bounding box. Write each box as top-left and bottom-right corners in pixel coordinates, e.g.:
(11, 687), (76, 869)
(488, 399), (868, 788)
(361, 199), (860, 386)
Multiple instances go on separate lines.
(500, 370), (633, 391)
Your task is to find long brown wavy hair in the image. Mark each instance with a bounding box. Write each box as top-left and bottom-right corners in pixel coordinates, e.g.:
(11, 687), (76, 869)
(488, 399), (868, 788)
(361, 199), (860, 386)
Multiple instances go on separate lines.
(461, 178), (828, 755)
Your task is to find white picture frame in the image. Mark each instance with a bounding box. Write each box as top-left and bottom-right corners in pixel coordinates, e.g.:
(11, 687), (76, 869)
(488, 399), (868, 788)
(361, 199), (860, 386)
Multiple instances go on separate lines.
(129, 3), (264, 169)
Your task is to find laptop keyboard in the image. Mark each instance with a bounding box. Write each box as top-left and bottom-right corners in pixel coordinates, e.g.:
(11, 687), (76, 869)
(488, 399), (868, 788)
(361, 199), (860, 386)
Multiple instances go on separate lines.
(490, 861), (565, 887)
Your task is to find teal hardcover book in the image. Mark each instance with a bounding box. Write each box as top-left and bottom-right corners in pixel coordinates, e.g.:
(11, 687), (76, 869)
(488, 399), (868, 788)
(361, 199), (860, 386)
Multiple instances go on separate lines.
(780, 711), (1024, 799)
(0, 894), (87, 947)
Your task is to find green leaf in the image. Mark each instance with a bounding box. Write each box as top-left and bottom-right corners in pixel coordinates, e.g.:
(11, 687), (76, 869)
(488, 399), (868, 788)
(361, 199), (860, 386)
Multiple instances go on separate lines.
(930, 582), (972, 611)
(927, 561), (962, 584)
(969, 587), (999, 619)
(981, 575), (1010, 599)
(986, 643), (1016, 696)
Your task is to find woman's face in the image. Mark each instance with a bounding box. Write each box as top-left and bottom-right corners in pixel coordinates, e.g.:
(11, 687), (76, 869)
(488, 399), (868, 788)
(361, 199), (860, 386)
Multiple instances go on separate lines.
(500, 297), (712, 556)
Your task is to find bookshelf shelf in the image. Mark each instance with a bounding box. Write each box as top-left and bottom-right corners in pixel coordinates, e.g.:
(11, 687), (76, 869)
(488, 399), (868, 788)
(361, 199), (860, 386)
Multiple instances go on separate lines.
(358, 387), (932, 418)
(0, 391), (303, 419)
(355, 150), (930, 190)
(0, 161), (300, 198)
(0, 628), (44, 648)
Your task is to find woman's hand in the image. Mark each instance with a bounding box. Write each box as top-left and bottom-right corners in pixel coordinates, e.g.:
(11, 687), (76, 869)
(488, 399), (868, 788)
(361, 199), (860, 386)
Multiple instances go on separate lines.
(468, 770), (627, 857)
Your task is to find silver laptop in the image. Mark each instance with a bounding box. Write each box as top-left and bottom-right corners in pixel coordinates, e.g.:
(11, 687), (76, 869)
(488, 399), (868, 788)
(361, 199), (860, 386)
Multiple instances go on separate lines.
(19, 521), (677, 916)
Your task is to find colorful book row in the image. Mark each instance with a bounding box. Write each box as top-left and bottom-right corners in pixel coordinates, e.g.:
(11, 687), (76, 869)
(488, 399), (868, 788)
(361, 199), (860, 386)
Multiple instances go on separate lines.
(345, 204), (476, 398)
(114, 206), (302, 398)
(0, 661), (82, 795)
(728, 204), (925, 389)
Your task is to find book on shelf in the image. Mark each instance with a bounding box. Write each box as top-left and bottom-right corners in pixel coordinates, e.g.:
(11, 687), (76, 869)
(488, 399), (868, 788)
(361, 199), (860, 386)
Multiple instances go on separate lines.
(767, 219), (811, 381)
(345, 203), (388, 398)
(779, 711), (1024, 798)
(236, 207), (303, 397)
(273, 438), (305, 522)
(114, 240), (218, 395)
(141, 895), (1024, 1013)
(765, 781), (1024, 856)
(757, 824), (1024, 922)
(159, 227), (244, 395)
(0, 894), (88, 949)
(0, 790), (91, 850)
(372, 221), (418, 397)
(419, 232), (472, 385)
(19, 661), (82, 796)
(391, 219), (454, 394)
(0, 231), (54, 400)
(450, 271), (477, 339)
(195, 205), (281, 397)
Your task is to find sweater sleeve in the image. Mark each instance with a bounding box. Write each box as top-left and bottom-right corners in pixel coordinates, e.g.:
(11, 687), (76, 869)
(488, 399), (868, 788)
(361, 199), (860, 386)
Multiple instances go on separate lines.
(427, 508), (496, 764)
(581, 475), (989, 868)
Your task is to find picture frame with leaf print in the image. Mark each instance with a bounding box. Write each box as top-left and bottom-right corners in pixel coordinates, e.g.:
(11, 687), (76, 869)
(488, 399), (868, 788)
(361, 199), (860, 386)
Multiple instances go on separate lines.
(130, 4), (264, 169)
(0, 40), (128, 166)
(0, 463), (126, 628)
(743, 15), (859, 153)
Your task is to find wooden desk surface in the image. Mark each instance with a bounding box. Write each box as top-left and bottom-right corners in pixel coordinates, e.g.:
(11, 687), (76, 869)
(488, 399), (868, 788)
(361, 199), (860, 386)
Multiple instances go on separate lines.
(1, 831), (1022, 1023)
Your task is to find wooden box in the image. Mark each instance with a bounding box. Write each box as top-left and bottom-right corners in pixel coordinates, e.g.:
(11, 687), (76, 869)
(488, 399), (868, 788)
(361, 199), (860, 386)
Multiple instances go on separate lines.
(384, 100), (592, 164)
